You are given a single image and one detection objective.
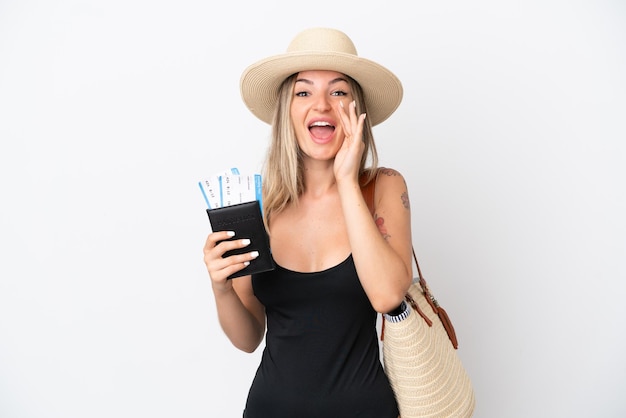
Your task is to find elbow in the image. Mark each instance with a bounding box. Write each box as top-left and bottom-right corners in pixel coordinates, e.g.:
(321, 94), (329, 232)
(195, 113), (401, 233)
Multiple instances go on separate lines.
(371, 276), (412, 314)
(372, 297), (406, 315)
(371, 290), (409, 314)
(237, 345), (258, 354)
(232, 330), (264, 354)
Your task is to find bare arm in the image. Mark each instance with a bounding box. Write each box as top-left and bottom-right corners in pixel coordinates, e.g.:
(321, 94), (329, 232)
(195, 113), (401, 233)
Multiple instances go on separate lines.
(333, 101), (412, 313)
(203, 231), (266, 353)
(337, 169), (413, 313)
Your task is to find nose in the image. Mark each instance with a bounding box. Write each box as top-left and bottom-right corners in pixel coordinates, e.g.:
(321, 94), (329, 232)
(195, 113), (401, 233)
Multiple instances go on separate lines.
(313, 95), (331, 112)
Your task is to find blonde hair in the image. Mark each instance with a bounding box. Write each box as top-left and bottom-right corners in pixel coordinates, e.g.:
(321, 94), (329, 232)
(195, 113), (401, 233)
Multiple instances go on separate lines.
(261, 73), (379, 227)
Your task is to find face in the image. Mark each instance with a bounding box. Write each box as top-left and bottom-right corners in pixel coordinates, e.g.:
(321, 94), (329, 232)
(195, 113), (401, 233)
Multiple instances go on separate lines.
(290, 70), (354, 161)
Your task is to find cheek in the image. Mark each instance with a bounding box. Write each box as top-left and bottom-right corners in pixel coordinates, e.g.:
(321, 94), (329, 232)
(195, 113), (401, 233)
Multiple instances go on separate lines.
(333, 119), (345, 139)
(290, 106), (308, 129)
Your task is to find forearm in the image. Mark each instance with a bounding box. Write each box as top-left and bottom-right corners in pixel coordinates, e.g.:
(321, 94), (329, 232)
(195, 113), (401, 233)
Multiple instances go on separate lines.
(212, 285), (265, 353)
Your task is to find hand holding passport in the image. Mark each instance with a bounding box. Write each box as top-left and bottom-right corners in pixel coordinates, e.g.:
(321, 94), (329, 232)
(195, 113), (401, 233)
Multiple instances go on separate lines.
(199, 168), (274, 279)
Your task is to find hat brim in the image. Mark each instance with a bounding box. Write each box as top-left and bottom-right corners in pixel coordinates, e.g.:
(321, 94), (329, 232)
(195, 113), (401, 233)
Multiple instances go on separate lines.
(240, 52), (403, 126)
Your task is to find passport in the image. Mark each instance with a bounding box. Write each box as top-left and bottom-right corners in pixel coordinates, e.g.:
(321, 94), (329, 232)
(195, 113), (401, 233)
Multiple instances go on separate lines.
(206, 200), (274, 279)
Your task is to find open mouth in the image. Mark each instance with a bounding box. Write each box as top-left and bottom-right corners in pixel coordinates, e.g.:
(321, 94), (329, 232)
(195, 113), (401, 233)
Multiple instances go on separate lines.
(309, 121), (336, 139)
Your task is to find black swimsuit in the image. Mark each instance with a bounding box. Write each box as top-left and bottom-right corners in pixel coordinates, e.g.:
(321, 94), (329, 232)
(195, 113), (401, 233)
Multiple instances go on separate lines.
(244, 255), (398, 418)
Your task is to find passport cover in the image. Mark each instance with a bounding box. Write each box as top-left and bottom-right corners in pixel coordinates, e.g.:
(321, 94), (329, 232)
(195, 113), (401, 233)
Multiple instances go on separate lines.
(206, 200), (274, 279)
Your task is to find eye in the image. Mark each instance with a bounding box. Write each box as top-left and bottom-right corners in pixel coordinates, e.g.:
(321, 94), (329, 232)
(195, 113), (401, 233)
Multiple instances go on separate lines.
(331, 90), (348, 97)
(295, 91), (309, 97)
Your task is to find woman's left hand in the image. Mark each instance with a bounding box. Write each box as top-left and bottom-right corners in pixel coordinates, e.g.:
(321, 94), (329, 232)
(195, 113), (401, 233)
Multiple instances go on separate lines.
(334, 99), (366, 182)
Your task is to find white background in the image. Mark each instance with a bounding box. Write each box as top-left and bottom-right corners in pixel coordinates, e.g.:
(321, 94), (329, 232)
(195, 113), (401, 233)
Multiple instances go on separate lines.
(1, 1), (625, 417)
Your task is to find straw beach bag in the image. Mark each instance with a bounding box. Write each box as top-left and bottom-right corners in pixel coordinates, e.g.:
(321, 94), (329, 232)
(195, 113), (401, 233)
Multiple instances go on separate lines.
(362, 169), (476, 418)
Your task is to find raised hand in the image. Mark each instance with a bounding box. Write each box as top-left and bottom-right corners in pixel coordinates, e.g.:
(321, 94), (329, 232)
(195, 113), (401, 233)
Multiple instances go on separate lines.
(334, 99), (366, 182)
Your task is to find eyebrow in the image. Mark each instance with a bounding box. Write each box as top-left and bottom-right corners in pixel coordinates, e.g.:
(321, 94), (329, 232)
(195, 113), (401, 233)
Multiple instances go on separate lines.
(294, 76), (348, 86)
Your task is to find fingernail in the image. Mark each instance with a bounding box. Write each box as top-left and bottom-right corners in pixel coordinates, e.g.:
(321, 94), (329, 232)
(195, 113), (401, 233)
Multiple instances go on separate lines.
(226, 231), (235, 237)
(241, 239), (251, 245)
(243, 261), (250, 266)
(340, 101), (344, 108)
(250, 251), (259, 258)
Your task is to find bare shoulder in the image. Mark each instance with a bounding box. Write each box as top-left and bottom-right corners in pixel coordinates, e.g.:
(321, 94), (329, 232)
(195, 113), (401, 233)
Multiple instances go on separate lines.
(372, 167), (412, 248)
(378, 167), (403, 178)
(375, 167), (410, 208)
(377, 167), (406, 183)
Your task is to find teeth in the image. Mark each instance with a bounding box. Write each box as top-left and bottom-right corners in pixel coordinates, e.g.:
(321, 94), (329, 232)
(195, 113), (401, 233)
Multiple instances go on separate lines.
(310, 121), (331, 127)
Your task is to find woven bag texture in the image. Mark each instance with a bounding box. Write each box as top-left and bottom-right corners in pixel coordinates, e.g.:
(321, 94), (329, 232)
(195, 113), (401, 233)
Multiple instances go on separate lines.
(382, 280), (476, 418)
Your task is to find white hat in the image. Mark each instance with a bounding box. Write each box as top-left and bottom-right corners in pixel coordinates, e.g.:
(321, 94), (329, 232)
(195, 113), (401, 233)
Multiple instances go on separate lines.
(240, 27), (403, 126)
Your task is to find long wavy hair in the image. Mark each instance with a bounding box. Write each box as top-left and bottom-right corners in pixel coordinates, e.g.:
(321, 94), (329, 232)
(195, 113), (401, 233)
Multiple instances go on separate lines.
(261, 73), (379, 228)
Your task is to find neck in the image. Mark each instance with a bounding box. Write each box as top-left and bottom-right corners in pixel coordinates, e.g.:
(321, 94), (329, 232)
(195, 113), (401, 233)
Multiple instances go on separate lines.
(302, 163), (336, 198)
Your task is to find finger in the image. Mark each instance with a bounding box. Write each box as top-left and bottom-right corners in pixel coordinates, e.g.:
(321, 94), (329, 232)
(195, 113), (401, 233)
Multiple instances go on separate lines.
(205, 234), (251, 259)
(351, 101), (367, 133)
(346, 103), (365, 145)
(349, 100), (359, 126)
(339, 100), (366, 141)
(340, 100), (357, 131)
(338, 100), (351, 134)
(204, 230), (235, 251)
(338, 101), (359, 142)
(204, 236), (259, 282)
(213, 250), (260, 281)
(356, 112), (366, 141)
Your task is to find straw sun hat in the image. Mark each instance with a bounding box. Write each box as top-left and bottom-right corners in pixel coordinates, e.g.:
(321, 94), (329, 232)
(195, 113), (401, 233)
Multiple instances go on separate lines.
(240, 27), (403, 127)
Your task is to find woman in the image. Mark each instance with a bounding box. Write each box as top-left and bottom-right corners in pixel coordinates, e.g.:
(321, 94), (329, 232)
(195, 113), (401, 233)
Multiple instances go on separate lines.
(203, 27), (413, 417)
